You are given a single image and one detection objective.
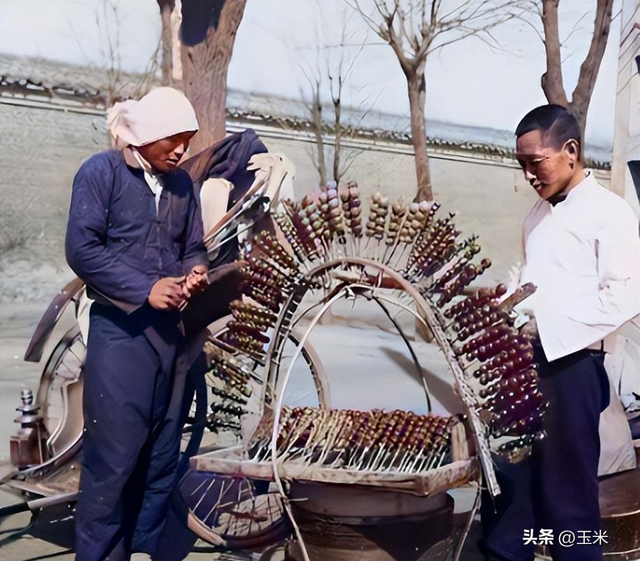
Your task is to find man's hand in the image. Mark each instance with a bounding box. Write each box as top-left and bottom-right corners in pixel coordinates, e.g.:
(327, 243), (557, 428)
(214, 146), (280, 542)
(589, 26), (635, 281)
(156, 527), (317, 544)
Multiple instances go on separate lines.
(184, 265), (209, 298)
(149, 277), (187, 310)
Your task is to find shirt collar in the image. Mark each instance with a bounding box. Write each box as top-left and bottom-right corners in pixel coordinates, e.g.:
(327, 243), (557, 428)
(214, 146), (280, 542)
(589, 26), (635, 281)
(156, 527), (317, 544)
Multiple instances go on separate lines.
(545, 170), (594, 211)
(564, 170), (594, 202)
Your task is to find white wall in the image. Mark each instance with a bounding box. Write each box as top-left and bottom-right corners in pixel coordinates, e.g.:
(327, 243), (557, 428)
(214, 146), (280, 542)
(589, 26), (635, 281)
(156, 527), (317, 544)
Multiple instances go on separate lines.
(0, 99), (612, 301)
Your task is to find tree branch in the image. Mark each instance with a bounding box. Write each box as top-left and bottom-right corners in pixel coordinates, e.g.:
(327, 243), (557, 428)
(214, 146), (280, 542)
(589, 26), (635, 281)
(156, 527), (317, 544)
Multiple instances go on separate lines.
(570, 0), (614, 112)
(562, 10), (589, 44)
(513, 2), (545, 46)
(540, 0), (569, 106)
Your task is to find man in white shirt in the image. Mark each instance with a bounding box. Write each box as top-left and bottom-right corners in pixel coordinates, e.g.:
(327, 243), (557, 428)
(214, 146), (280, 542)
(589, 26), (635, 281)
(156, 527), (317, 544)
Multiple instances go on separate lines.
(481, 104), (640, 561)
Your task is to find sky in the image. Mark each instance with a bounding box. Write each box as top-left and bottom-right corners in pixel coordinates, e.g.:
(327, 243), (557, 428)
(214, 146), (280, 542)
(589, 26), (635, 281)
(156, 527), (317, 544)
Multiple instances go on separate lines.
(0, 0), (624, 154)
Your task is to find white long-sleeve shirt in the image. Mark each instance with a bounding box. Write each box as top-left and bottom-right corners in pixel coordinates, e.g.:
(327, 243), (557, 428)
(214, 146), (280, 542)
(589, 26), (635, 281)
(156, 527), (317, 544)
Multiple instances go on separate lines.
(519, 172), (640, 362)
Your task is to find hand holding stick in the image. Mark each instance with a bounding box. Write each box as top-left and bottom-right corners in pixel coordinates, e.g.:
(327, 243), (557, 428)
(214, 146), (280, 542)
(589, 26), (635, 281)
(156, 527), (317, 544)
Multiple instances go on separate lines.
(184, 264), (209, 297)
(149, 277), (186, 310)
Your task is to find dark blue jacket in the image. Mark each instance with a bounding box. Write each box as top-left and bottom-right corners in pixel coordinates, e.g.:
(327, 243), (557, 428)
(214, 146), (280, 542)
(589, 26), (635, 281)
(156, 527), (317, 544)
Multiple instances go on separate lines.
(66, 149), (207, 311)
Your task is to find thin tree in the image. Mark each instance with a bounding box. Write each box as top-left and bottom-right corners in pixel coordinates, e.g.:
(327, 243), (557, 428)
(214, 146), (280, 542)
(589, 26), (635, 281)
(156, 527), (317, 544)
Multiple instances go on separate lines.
(327, 31), (372, 185)
(180, 0), (247, 153)
(156, 0), (175, 86)
(71, 1), (159, 117)
(300, 9), (374, 187)
(304, 76), (329, 187)
(95, 0), (123, 108)
(536, 0), (614, 140)
(301, 71), (372, 187)
(351, 0), (524, 201)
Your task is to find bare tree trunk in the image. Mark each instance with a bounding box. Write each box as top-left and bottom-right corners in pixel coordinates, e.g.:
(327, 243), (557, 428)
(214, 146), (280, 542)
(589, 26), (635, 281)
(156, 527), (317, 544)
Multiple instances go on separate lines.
(332, 96), (341, 184)
(157, 0), (175, 86)
(311, 82), (327, 187)
(540, 0), (568, 107)
(352, 0), (521, 201)
(540, 0), (613, 141)
(407, 71), (433, 202)
(568, 104), (588, 141)
(181, 0), (247, 153)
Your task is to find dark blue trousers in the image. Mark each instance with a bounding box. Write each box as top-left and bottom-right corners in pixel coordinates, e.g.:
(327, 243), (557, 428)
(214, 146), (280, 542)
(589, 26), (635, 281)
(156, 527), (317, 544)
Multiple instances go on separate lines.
(75, 304), (184, 561)
(481, 346), (610, 561)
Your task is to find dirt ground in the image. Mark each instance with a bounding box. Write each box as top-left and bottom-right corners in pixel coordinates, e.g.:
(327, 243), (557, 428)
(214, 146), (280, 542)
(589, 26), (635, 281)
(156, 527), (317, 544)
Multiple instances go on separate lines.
(0, 297), (487, 561)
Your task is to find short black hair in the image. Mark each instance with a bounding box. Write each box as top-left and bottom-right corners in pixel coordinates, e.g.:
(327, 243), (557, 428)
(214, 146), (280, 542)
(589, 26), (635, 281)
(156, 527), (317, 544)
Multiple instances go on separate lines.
(515, 104), (581, 154)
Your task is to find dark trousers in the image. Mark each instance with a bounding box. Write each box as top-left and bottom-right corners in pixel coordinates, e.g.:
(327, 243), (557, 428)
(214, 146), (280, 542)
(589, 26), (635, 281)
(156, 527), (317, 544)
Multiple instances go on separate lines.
(481, 346), (610, 561)
(75, 305), (183, 561)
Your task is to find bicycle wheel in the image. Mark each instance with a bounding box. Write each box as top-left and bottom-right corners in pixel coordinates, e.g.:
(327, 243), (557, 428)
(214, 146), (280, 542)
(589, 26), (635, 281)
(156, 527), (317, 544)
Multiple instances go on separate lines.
(181, 471), (290, 550)
(36, 325), (85, 464)
(181, 316), (328, 549)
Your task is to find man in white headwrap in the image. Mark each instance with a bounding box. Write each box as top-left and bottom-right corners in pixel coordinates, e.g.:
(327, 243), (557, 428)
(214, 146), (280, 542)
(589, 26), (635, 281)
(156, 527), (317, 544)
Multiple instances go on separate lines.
(66, 87), (208, 561)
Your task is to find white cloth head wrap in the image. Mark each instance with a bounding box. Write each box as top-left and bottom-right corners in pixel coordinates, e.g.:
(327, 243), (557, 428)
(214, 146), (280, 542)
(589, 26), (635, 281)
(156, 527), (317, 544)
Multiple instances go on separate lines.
(107, 87), (199, 149)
